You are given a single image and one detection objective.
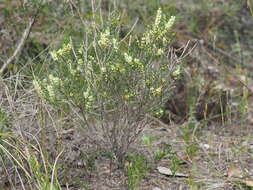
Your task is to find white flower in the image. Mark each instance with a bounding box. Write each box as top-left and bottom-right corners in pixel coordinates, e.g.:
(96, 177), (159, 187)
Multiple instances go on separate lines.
(69, 67), (76, 75)
(83, 88), (90, 99)
(112, 38), (119, 50)
(56, 43), (72, 57)
(101, 67), (106, 73)
(78, 45), (84, 54)
(78, 58), (84, 65)
(124, 53), (133, 63)
(150, 87), (162, 96)
(49, 74), (61, 86)
(50, 51), (58, 61)
(83, 88), (94, 110)
(47, 85), (55, 100)
(165, 16), (176, 30)
(156, 48), (164, 56)
(141, 33), (151, 46)
(162, 37), (168, 44)
(172, 66), (181, 79)
(134, 58), (140, 63)
(98, 28), (111, 47)
(139, 9), (175, 52)
(33, 80), (43, 96)
(155, 87), (162, 95)
(155, 8), (162, 27)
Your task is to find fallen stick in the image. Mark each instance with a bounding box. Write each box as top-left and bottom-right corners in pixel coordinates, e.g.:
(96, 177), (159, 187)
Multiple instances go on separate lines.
(0, 14), (37, 75)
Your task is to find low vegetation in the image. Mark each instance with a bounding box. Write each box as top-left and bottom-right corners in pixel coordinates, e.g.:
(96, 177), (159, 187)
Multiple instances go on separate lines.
(0, 0), (253, 189)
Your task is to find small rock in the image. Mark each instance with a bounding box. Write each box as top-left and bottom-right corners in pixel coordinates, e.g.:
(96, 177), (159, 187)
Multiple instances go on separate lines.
(157, 166), (188, 177)
(199, 143), (210, 150)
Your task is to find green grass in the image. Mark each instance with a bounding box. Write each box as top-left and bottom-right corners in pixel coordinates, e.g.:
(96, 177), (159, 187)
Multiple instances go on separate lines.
(126, 154), (148, 190)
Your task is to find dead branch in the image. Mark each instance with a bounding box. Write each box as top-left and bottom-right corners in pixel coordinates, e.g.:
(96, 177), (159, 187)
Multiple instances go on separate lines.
(0, 14), (37, 75)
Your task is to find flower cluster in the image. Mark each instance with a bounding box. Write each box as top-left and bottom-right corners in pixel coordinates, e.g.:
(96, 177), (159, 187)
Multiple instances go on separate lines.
(33, 79), (43, 97)
(37, 74), (62, 102)
(98, 28), (111, 47)
(139, 8), (175, 56)
(150, 86), (163, 96)
(83, 87), (94, 110)
(33, 7), (176, 119)
(172, 65), (182, 79)
(124, 89), (136, 100)
(124, 53), (144, 71)
(153, 107), (165, 117)
(50, 43), (72, 61)
(98, 28), (118, 50)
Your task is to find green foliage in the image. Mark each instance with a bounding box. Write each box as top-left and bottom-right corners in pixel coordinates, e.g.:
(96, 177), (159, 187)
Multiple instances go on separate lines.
(142, 135), (155, 148)
(28, 154), (59, 190)
(170, 155), (182, 176)
(33, 8), (177, 166)
(0, 132), (61, 190)
(126, 154), (148, 190)
(0, 107), (12, 143)
(154, 143), (174, 161)
(141, 135), (177, 162)
(181, 121), (199, 159)
(34, 9), (175, 114)
(0, 108), (9, 132)
(28, 153), (61, 190)
(1, 0), (253, 189)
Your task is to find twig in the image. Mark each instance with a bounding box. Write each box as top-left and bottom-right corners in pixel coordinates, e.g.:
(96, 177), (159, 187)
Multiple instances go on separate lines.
(146, 114), (171, 130)
(176, 32), (253, 95)
(0, 15), (37, 75)
(201, 42), (253, 95)
(179, 32), (253, 70)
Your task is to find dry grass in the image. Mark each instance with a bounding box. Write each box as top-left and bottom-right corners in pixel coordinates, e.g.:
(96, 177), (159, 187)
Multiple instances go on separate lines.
(1, 1), (253, 189)
(1, 72), (253, 190)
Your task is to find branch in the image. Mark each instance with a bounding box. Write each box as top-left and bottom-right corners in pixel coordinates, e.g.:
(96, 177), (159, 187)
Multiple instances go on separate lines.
(0, 15), (36, 75)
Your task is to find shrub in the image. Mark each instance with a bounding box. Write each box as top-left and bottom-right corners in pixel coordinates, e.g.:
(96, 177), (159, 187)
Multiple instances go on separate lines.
(33, 8), (178, 167)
